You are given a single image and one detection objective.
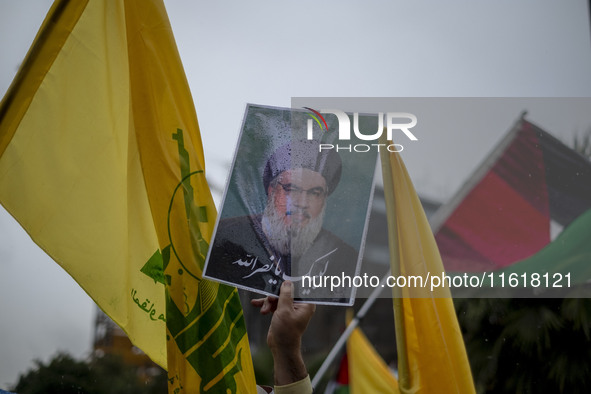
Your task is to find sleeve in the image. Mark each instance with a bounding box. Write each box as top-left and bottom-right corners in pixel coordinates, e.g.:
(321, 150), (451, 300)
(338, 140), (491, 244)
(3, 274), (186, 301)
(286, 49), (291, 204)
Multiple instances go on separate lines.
(274, 375), (313, 394)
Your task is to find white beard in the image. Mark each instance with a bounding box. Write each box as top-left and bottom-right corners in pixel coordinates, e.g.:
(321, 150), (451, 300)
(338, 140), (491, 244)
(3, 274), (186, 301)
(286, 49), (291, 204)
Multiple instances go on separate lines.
(261, 200), (325, 259)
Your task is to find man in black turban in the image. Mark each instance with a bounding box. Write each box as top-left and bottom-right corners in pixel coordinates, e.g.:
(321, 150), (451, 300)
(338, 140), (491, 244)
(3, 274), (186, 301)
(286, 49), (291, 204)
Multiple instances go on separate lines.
(206, 140), (357, 303)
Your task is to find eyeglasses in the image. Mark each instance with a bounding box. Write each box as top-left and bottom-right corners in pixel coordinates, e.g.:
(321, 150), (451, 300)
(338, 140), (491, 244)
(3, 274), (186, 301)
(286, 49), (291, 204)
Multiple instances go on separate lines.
(276, 182), (327, 201)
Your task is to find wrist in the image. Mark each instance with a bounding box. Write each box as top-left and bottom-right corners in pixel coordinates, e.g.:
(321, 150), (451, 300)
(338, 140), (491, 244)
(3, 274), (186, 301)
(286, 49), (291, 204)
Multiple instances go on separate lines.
(270, 337), (301, 356)
(271, 345), (308, 386)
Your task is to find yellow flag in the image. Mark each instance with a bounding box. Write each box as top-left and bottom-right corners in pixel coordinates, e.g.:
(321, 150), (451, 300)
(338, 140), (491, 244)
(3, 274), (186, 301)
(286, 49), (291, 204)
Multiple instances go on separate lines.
(0, 1), (256, 392)
(379, 139), (476, 394)
(348, 326), (399, 394)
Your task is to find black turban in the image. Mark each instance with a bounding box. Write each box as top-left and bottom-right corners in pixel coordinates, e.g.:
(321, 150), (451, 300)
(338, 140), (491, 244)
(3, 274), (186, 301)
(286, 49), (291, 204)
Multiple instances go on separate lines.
(263, 140), (342, 195)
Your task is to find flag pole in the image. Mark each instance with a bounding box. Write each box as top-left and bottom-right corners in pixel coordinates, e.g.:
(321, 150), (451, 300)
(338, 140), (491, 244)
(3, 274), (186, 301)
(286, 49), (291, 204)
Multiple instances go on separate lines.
(380, 135), (409, 386)
(311, 270), (391, 389)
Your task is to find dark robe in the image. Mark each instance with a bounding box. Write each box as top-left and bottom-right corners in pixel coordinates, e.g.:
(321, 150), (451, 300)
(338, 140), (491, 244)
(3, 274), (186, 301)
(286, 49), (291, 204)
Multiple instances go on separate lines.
(205, 215), (358, 304)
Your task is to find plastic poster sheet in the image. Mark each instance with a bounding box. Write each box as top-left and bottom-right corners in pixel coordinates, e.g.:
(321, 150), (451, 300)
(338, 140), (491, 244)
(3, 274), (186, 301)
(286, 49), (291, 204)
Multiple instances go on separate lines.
(203, 104), (377, 305)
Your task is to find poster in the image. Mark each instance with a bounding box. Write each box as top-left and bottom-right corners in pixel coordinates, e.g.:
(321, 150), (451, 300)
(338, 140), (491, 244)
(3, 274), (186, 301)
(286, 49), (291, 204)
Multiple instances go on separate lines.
(203, 104), (377, 305)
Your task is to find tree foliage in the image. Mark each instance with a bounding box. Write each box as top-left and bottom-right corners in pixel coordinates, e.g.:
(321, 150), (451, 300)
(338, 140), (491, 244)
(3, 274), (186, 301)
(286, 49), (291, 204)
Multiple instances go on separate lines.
(11, 353), (167, 394)
(455, 298), (591, 393)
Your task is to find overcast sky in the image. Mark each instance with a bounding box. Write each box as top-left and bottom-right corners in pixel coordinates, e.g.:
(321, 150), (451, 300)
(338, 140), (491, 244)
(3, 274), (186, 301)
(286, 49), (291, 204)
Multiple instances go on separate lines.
(1, 0), (590, 388)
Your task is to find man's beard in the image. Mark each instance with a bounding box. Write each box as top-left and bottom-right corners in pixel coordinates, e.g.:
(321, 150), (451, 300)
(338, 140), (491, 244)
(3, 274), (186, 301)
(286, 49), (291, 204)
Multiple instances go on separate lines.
(261, 202), (325, 259)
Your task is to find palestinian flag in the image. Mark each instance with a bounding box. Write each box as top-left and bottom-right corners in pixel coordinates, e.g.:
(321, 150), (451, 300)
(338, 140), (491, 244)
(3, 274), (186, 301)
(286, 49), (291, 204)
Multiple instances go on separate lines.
(432, 115), (591, 287)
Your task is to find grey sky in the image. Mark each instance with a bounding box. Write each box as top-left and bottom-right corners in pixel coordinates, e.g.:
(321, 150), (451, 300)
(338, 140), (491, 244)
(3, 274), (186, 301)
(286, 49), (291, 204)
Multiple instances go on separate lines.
(1, 0), (590, 388)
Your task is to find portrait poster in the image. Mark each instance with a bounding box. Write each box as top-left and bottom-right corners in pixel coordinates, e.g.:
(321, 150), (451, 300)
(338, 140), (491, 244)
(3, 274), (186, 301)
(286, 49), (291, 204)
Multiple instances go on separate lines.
(203, 104), (378, 305)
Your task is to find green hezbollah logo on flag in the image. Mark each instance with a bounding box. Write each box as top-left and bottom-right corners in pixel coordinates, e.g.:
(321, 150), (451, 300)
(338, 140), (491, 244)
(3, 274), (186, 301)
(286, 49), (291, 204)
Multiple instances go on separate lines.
(141, 129), (248, 393)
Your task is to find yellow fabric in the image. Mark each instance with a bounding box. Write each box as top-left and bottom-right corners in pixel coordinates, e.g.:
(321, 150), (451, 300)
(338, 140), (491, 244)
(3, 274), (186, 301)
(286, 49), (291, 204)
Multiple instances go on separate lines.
(0, 0), (165, 366)
(379, 139), (476, 394)
(348, 327), (399, 394)
(122, 1), (255, 392)
(0, 1), (256, 392)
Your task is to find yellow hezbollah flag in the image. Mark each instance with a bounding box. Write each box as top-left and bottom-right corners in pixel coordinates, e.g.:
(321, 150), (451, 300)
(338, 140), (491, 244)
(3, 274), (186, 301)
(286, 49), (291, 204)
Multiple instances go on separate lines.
(348, 326), (399, 394)
(0, 1), (256, 393)
(379, 138), (475, 394)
